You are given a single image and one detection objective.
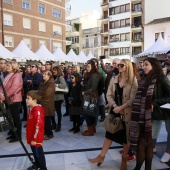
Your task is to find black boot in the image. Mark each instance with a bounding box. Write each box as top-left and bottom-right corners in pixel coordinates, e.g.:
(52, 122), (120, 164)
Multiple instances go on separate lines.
(55, 124), (61, 132)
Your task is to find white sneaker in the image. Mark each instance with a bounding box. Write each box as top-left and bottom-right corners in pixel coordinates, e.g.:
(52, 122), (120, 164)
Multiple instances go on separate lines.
(153, 148), (156, 153)
(160, 152), (170, 163)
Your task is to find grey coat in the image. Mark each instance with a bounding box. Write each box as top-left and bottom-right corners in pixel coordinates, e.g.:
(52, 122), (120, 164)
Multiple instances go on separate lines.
(54, 76), (67, 101)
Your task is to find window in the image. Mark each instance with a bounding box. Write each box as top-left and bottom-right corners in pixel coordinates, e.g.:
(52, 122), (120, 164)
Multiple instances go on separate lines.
(4, 35), (13, 47)
(39, 21), (46, 32)
(23, 38), (31, 49)
(120, 34), (125, 41)
(120, 5), (125, 13)
(22, 0), (30, 9)
(39, 3), (45, 14)
(3, 13), (13, 26)
(53, 25), (62, 35)
(133, 3), (141, 11)
(155, 32), (164, 41)
(115, 6), (119, 14)
(120, 19), (125, 27)
(3, 0), (12, 4)
(110, 34), (119, 42)
(23, 18), (31, 29)
(53, 8), (61, 18)
(94, 37), (98, 47)
(114, 20), (119, 28)
(39, 40), (46, 46)
(110, 48), (119, 55)
(120, 47), (130, 54)
(53, 42), (62, 51)
(94, 50), (98, 58)
(125, 18), (130, 26)
(133, 32), (142, 41)
(125, 4), (130, 12)
(125, 33), (130, 41)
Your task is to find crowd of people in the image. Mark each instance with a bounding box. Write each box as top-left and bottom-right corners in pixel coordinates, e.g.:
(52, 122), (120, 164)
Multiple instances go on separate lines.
(0, 51), (170, 170)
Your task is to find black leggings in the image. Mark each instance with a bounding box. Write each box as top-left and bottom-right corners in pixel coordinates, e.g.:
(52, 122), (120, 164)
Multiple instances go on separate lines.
(54, 100), (63, 126)
(134, 139), (153, 170)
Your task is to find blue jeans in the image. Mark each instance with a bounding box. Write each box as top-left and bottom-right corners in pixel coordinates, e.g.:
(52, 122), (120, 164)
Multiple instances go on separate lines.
(152, 120), (170, 151)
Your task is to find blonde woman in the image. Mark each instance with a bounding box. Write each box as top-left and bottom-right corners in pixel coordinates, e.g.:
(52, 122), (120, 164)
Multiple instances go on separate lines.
(88, 59), (138, 170)
(0, 60), (23, 143)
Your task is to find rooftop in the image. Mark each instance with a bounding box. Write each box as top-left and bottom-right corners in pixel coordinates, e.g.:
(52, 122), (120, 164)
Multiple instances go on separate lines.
(147, 17), (170, 25)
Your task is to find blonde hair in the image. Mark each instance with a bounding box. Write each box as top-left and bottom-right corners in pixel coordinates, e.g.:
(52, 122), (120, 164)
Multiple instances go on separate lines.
(72, 65), (80, 73)
(119, 59), (134, 85)
(7, 60), (20, 73)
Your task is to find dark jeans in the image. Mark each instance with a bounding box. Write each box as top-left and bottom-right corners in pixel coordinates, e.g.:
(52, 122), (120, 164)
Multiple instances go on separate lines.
(134, 138), (153, 170)
(72, 115), (81, 128)
(45, 116), (53, 136)
(22, 96), (27, 120)
(55, 100), (63, 126)
(31, 146), (47, 170)
(84, 115), (96, 126)
(9, 102), (22, 138)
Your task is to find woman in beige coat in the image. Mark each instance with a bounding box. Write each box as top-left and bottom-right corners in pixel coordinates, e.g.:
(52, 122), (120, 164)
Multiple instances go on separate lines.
(89, 59), (138, 170)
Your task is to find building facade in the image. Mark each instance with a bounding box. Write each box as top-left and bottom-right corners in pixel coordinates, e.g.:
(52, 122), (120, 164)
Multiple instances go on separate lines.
(0, 0), (70, 53)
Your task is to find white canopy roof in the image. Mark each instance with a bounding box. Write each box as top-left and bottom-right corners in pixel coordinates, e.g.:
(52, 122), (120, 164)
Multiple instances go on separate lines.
(78, 51), (88, 63)
(136, 34), (170, 57)
(67, 49), (83, 63)
(35, 44), (55, 61)
(0, 43), (17, 60)
(53, 48), (70, 62)
(12, 40), (40, 61)
(157, 46), (170, 55)
(87, 52), (94, 60)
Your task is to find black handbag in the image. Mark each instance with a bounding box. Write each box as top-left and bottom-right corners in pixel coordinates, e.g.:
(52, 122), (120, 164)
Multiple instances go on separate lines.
(103, 83), (124, 134)
(81, 94), (98, 117)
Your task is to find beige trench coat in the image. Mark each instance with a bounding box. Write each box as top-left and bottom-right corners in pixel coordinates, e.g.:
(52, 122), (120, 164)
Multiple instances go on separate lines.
(106, 76), (138, 143)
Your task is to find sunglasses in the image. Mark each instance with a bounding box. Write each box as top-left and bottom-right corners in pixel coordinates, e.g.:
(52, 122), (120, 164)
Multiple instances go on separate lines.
(31, 66), (35, 68)
(165, 56), (170, 59)
(71, 77), (75, 79)
(118, 64), (126, 68)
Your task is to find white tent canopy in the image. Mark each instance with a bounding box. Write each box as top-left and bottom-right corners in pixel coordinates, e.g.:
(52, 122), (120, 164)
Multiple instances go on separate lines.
(35, 44), (55, 61)
(0, 43), (17, 60)
(87, 52), (94, 60)
(53, 47), (70, 62)
(157, 46), (170, 55)
(67, 49), (83, 63)
(78, 51), (88, 63)
(12, 40), (40, 61)
(136, 33), (170, 57)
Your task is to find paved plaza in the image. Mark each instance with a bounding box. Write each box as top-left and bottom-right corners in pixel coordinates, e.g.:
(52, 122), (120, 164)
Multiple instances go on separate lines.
(0, 106), (169, 170)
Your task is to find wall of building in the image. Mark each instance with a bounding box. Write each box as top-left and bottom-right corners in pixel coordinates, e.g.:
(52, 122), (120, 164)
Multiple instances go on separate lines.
(144, 0), (170, 24)
(144, 23), (170, 50)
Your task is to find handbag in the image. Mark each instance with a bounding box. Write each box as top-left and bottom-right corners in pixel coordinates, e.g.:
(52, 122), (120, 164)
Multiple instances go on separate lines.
(69, 106), (81, 115)
(81, 93), (98, 117)
(55, 84), (69, 94)
(103, 83), (124, 134)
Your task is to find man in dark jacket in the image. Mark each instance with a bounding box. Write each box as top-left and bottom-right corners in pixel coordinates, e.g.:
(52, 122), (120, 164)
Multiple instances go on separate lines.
(0, 58), (8, 82)
(23, 64), (43, 121)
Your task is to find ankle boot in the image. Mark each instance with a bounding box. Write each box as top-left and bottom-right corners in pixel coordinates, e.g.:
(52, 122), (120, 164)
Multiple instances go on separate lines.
(82, 126), (94, 136)
(88, 154), (105, 166)
(92, 124), (96, 133)
(120, 156), (127, 170)
(99, 105), (105, 122)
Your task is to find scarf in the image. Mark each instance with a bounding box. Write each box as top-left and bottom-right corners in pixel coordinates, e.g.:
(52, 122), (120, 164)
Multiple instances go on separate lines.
(130, 78), (156, 147)
(3, 73), (14, 88)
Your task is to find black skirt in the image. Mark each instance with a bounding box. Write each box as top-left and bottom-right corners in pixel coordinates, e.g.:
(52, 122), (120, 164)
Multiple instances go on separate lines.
(105, 121), (127, 145)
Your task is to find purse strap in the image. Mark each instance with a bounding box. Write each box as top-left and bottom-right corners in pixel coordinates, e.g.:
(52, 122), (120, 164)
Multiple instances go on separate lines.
(115, 83), (121, 106)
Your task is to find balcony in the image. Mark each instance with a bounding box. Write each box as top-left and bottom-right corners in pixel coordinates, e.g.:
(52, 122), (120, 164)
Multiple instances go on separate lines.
(131, 8), (142, 16)
(132, 51), (142, 55)
(132, 37), (143, 42)
(65, 3), (71, 17)
(101, 15), (109, 21)
(110, 53), (119, 56)
(131, 23), (142, 31)
(83, 45), (93, 49)
(101, 42), (109, 46)
(131, 0), (141, 2)
(109, 38), (119, 43)
(101, 0), (108, 6)
(101, 28), (109, 35)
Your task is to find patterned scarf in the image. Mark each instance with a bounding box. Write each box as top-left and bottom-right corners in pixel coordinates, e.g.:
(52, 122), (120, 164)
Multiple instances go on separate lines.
(130, 78), (156, 147)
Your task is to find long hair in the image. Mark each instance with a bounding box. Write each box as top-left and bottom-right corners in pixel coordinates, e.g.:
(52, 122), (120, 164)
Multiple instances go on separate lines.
(143, 58), (164, 87)
(7, 60), (20, 73)
(132, 62), (140, 81)
(86, 60), (101, 78)
(53, 66), (63, 77)
(119, 59), (134, 85)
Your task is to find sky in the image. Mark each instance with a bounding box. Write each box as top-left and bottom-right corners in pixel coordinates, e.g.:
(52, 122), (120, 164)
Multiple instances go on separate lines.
(68, 0), (101, 19)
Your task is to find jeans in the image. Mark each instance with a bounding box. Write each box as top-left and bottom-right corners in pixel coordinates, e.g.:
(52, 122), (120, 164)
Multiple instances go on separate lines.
(55, 100), (63, 126)
(45, 116), (53, 136)
(31, 146), (47, 170)
(152, 120), (170, 151)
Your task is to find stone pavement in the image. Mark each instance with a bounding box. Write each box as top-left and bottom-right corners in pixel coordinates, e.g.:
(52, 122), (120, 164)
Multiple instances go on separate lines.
(0, 106), (169, 170)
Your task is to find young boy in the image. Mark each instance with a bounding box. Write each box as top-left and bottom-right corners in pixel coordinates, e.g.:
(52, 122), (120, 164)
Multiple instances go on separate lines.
(26, 90), (47, 170)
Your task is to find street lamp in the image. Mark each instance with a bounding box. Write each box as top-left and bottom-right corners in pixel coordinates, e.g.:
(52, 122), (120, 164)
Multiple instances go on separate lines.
(49, 31), (61, 52)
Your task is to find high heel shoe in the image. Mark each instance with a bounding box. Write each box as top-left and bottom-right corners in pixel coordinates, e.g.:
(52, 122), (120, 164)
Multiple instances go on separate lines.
(88, 154), (105, 166)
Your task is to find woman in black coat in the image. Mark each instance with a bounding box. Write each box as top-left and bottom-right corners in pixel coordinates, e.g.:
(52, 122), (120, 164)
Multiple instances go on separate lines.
(68, 73), (82, 133)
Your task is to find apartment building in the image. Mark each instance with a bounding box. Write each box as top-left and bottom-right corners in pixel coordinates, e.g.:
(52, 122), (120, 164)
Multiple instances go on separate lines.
(0, 0), (71, 53)
(82, 27), (101, 59)
(101, 0), (170, 59)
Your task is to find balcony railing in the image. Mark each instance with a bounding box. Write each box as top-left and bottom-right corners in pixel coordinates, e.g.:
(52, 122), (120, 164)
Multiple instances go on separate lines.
(132, 51), (142, 55)
(101, 15), (109, 19)
(109, 0), (116, 2)
(101, 28), (109, 33)
(131, 23), (142, 28)
(101, 42), (109, 46)
(132, 8), (142, 13)
(110, 53), (119, 56)
(132, 37), (143, 42)
(120, 52), (130, 55)
(110, 38), (119, 43)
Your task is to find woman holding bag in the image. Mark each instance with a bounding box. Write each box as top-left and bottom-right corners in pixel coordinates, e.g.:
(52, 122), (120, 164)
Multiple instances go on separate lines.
(53, 66), (67, 132)
(88, 59), (138, 170)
